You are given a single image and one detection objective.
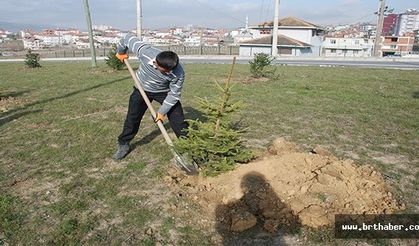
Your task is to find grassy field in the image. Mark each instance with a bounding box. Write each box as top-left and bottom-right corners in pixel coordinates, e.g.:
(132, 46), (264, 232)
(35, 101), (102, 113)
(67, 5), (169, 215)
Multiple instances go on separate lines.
(0, 61), (418, 245)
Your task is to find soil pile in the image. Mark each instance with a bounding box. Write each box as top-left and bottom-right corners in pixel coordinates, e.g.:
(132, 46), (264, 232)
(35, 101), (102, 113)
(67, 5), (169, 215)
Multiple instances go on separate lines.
(165, 138), (404, 233)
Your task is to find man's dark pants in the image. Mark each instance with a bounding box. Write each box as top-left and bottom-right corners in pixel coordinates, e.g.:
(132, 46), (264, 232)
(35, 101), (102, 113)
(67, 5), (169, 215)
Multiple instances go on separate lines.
(118, 87), (188, 145)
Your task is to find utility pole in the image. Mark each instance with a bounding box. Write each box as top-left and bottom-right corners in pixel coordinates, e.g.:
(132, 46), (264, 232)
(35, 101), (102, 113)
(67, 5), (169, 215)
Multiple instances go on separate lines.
(373, 0), (386, 57)
(136, 0), (143, 39)
(83, 0), (97, 68)
(271, 0), (280, 56)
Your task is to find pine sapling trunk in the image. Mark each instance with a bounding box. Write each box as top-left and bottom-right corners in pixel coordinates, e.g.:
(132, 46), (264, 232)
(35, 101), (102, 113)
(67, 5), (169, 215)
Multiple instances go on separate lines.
(215, 57), (236, 134)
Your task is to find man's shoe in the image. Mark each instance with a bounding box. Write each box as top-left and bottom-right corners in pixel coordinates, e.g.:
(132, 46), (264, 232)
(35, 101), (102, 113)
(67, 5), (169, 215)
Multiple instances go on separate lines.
(113, 143), (130, 160)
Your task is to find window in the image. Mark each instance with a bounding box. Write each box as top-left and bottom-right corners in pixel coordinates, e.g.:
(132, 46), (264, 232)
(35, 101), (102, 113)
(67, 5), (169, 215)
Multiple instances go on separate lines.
(355, 40), (360, 45)
(279, 48), (292, 55)
(391, 37), (398, 42)
(331, 39), (336, 44)
(331, 49), (336, 53)
(390, 45), (397, 49)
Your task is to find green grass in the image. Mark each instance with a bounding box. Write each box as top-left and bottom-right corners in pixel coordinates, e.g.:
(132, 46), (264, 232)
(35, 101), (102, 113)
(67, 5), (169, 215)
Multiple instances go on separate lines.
(0, 61), (418, 244)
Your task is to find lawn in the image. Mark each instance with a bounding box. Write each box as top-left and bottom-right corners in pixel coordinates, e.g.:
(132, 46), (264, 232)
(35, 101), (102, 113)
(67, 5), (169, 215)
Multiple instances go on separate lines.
(0, 61), (418, 245)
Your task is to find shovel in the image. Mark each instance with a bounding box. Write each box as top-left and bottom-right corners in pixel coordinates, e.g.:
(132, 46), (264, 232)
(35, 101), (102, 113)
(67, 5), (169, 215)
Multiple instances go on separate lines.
(124, 59), (199, 175)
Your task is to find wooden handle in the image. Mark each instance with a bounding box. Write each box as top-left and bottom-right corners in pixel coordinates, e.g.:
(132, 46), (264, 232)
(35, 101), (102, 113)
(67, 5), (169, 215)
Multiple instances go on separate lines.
(125, 60), (174, 146)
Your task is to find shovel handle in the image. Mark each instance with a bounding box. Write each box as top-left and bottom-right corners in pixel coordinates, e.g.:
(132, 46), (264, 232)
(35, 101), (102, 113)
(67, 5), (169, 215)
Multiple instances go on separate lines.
(124, 59), (174, 147)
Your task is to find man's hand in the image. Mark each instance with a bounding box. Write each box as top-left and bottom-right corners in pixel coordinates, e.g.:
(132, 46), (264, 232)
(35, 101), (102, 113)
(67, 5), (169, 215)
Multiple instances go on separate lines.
(154, 112), (165, 123)
(116, 53), (129, 63)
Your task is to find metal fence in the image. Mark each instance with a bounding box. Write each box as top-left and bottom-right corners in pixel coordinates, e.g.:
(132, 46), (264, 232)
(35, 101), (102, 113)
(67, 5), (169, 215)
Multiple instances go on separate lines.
(0, 45), (239, 59)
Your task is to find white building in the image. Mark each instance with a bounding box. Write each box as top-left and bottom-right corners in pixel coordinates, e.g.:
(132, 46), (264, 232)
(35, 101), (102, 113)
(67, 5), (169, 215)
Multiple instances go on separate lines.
(322, 37), (373, 57)
(95, 35), (120, 46)
(93, 25), (113, 31)
(239, 34), (312, 56)
(239, 17), (324, 56)
(74, 38), (91, 49)
(34, 34), (62, 47)
(398, 9), (419, 36)
(23, 37), (43, 50)
(184, 36), (201, 47)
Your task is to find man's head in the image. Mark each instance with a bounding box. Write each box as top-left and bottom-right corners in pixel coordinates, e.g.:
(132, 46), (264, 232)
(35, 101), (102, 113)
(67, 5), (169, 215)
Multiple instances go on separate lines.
(154, 51), (179, 74)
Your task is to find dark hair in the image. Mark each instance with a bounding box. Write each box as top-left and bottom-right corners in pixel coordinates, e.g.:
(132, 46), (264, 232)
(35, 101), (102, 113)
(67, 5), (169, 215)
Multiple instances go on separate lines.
(156, 51), (179, 70)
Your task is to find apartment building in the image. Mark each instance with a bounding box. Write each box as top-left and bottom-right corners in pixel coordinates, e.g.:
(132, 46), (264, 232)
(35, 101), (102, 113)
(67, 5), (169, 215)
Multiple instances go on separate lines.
(380, 36), (415, 56)
(397, 9), (419, 36)
(383, 14), (399, 36)
(323, 37), (373, 57)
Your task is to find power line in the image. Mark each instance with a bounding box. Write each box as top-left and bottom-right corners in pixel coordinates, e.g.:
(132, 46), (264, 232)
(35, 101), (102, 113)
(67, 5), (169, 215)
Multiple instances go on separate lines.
(264, 0), (274, 22)
(194, 0), (247, 26)
(259, 0), (266, 23)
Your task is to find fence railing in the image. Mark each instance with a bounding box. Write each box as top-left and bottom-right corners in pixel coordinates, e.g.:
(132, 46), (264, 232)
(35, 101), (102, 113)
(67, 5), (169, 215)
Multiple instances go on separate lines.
(0, 45), (240, 59)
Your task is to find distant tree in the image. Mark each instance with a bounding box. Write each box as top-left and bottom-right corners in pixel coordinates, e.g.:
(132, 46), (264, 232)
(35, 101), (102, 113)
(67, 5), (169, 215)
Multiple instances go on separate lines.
(249, 53), (275, 78)
(24, 50), (41, 68)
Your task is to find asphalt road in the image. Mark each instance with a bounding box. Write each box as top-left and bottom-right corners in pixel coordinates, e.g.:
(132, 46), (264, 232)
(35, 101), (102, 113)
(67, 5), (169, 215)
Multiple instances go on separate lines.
(181, 57), (419, 70)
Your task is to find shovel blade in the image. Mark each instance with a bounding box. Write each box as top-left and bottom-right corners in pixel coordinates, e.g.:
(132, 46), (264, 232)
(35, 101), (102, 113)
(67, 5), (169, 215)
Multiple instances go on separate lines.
(172, 150), (199, 175)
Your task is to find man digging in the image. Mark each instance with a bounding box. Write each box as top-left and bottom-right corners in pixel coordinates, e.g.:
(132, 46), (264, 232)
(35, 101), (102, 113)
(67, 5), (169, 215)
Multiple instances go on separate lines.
(113, 33), (188, 160)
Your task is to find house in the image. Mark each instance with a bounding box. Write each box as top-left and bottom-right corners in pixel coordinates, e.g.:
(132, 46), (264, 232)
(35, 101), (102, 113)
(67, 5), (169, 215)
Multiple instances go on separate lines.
(95, 34), (120, 47)
(380, 35), (415, 56)
(239, 34), (312, 56)
(322, 37), (373, 57)
(74, 38), (91, 49)
(23, 37), (43, 50)
(239, 16), (324, 56)
(34, 34), (62, 47)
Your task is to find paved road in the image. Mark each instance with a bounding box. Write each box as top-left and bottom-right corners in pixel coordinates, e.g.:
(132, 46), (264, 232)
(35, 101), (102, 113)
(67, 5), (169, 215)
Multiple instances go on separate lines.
(1, 56), (419, 70)
(181, 57), (419, 70)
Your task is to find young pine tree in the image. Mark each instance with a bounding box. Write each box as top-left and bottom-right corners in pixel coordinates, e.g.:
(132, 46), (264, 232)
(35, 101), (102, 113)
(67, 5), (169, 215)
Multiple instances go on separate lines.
(24, 50), (41, 68)
(105, 44), (125, 70)
(175, 57), (253, 176)
(249, 53), (274, 78)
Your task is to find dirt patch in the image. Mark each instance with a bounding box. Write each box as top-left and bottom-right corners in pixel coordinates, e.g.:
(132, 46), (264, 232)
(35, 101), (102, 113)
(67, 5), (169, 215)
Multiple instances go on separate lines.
(0, 95), (25, 112)
(165, 138), (404, 235)
(238, 76), (271, 84)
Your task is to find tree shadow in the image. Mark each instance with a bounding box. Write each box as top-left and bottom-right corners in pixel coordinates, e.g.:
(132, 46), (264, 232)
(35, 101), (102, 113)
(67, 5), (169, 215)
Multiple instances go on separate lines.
(0, 76), (129, 128)
(184, 106), (207, 122)
(215, 172), (301, 246)
(413, 91), (419, 99)
(0, 90), (30, 99)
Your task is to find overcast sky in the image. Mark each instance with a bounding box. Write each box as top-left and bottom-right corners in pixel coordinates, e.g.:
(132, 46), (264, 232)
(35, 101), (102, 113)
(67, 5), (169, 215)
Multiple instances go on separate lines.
(0, 0), (417, 30)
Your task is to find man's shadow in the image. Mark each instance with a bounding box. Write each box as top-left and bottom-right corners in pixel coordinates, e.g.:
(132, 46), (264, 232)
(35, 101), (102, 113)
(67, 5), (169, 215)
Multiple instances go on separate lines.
(215, 172), (301, 246)
(130, 106), (206, 150)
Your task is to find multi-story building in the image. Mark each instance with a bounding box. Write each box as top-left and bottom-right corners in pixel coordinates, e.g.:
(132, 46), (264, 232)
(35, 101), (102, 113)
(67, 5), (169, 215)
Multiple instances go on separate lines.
(397, 9), (419, 36)
(380, 35), (415, 56)
(383, 14), (399, 36)
(322, 37), (373, 57)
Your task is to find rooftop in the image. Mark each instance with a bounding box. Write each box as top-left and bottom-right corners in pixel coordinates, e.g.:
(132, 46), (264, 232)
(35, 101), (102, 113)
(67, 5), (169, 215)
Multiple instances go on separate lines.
(253, 16), (323, 30)
(240, 34), (311, 47)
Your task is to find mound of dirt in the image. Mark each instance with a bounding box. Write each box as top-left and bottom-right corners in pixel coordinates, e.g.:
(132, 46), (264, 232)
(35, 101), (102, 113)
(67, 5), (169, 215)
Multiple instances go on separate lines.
(165, 138), (404, 233)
